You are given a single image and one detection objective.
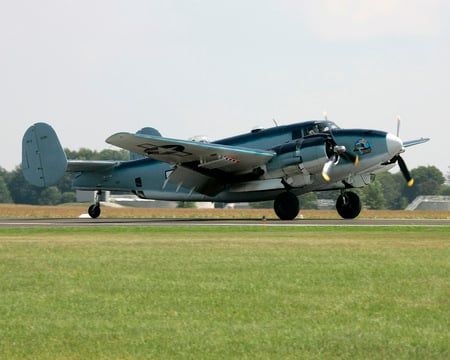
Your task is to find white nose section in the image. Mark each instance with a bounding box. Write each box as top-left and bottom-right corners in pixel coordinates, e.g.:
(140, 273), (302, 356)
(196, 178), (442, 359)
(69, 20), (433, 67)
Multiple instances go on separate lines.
(386, 133), (403, 157)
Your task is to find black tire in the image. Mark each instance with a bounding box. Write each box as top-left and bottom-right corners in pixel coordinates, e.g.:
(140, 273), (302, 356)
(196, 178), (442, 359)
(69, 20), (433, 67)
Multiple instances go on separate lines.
(274, 192), (300, 220)
(88, 204), (101, 219)
(336, 191), (361, 219)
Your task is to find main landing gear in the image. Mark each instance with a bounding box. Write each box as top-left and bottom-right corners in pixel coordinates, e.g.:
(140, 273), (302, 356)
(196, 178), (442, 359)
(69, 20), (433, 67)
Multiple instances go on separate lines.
(336, 190), (361, 219)
(274, 192), (299, 220)
(88, 190), (101, 219)
(273, 190), (362, 220)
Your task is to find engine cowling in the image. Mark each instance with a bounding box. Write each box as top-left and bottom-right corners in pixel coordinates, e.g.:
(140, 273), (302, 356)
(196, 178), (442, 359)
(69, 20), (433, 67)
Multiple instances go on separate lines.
(266, 135), (331, 179)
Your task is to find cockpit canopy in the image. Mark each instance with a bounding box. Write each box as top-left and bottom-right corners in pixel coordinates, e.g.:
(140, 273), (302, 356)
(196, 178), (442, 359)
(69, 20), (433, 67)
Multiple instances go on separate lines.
(292, 121), (339, 140)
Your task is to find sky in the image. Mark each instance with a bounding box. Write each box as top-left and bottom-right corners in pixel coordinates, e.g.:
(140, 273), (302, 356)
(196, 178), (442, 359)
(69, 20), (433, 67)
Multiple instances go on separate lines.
(1, 0), (449, 176)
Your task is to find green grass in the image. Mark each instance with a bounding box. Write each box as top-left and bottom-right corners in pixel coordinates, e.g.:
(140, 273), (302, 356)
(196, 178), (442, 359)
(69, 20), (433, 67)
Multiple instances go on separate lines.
(0, 226), (449, 359)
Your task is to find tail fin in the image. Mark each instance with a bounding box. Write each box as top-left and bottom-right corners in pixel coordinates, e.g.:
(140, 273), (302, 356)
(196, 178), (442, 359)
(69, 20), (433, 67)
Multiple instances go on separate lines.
(22, 123), (68, 187)
(129, 127), (162, 160)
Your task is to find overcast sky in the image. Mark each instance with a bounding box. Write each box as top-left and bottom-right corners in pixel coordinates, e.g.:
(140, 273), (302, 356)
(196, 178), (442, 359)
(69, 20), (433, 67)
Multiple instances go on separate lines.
(1, 0), (449, 175)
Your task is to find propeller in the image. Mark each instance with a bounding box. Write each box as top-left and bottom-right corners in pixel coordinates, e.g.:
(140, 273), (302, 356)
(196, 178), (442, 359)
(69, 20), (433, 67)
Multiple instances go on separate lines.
(321, 131), (359, 182)
(322, 145), (346, 182)
(392, 116), (414, 187)
(391, 155), (414, 187)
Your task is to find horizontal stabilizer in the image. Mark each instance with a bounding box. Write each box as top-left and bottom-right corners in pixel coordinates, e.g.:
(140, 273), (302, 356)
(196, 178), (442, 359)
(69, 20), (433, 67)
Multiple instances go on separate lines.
(22, 123), (68, 187)
(67, 160), (117, 172)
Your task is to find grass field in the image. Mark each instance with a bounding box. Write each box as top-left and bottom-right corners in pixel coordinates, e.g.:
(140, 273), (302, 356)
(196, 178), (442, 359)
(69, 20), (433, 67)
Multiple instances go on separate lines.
(0, 225), (449, 359)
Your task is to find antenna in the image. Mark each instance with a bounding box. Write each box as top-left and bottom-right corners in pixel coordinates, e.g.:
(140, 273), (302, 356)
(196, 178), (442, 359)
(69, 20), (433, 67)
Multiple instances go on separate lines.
(323, 111), (328, 121)
(272, 118), (279, 127)
(396, 115), (401, 137)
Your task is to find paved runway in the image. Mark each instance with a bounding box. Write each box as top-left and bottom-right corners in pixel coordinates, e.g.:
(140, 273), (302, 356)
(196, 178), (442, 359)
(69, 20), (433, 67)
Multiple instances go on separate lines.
(1, 217), (449, 228)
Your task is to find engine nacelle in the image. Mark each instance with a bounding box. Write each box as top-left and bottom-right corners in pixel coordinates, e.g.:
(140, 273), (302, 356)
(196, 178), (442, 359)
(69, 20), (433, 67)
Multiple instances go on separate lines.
(265, 135), (331, 180)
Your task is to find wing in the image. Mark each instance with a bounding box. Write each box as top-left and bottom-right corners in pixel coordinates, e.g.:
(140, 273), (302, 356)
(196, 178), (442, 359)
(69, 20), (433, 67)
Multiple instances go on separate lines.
(106, 132), (275, 196)
(106, 132), (274, 174)
(403, 137), (430, 148)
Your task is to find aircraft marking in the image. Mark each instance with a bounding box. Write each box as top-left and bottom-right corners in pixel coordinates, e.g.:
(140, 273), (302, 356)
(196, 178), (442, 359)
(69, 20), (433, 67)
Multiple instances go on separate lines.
(138, 143), (192, 157)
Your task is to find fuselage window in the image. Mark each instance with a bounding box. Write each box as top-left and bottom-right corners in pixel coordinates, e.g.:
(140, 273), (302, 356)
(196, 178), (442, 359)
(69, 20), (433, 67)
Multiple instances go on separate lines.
(292, 129), (303, 140)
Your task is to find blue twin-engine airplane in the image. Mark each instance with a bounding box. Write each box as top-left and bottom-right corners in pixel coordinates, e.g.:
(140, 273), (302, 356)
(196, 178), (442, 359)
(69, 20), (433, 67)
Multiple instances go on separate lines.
(22, 120), (429, 220)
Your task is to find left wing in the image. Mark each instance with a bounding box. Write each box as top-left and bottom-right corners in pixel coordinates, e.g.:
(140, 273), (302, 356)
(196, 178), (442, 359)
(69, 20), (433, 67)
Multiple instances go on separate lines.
(106, 132), (275, 174)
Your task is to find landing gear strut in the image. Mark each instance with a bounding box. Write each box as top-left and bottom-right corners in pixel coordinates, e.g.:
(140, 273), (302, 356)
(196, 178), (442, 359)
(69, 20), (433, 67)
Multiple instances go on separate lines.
(88, 190), (102, 219)
(336, 191), (361, 219)
(274, 192), (300, 220)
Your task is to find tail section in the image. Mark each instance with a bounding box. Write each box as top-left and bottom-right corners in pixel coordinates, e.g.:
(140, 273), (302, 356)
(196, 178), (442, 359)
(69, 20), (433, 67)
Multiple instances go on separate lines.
(22, 123), (68, 187)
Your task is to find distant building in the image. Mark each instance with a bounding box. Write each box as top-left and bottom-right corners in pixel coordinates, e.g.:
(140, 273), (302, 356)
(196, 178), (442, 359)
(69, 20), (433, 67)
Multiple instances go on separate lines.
(406, 196), (450, 211)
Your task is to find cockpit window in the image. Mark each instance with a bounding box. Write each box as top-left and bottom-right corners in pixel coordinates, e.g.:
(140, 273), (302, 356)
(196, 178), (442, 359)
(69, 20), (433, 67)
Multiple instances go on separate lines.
(292, 121), (339, 140)
(292, 129), (303, 140)
(305, 124), (320, 135)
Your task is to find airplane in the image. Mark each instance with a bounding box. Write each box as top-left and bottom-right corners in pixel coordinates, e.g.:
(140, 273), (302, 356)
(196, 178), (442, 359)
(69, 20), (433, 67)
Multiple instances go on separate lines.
(21, 119), (429, 220)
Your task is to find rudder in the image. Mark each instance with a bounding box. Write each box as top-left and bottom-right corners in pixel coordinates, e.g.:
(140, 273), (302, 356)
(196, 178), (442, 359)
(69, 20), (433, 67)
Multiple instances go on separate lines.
(22, 123), (68, 187)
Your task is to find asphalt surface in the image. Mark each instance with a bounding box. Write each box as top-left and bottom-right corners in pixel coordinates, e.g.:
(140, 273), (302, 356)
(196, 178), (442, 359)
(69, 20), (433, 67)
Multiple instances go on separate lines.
(1, 217), (449, 228)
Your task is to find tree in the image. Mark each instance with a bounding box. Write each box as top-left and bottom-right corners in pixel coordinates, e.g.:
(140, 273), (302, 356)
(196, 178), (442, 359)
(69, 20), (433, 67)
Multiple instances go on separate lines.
(403, 166), (445, 203)
(440, 185), (450, 196)
(377, 172), (408, 209)
(38, 186), (62, 205)
(361, 180), (385, 209)
(0, 176), (12, 203)
(61, 192), (77, 203)
(97, 149), (129, 161)
(65, 148), (129, 161)
(7, 166), (41, 204)
(299, 192), (318, 210)
(0, 167), (12, 203)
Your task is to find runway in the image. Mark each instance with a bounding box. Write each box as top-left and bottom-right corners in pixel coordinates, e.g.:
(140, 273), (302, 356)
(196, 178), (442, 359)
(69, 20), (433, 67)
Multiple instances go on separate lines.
(1, 217), (449, 228)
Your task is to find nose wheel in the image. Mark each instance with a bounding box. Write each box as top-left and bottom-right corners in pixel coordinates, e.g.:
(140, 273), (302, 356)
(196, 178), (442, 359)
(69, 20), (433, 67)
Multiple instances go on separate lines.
(88, 191), (102, 219)
(336, 191), (361, 219)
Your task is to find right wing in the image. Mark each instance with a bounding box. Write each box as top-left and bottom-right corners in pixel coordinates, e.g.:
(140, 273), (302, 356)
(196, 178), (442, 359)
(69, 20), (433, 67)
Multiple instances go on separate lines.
(106, 132), (275, 174)
(106, 132), (276, 196)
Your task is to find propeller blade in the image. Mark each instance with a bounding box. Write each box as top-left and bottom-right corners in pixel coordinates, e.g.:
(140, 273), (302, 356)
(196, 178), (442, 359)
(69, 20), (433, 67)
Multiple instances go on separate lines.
(342, 152), (359, 166)
(322, 154), (337, 182)
(397, 155), (414, 187)
(328, 130), (359, 166)
(321, 142), (358, 182)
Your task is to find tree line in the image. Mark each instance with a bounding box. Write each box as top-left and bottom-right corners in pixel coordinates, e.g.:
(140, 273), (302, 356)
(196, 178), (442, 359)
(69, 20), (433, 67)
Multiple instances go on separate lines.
(0, 148), (449, 209)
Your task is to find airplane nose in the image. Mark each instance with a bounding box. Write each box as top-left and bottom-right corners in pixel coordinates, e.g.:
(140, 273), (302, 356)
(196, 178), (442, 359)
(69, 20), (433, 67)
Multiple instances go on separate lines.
(386, 133), (403, 157)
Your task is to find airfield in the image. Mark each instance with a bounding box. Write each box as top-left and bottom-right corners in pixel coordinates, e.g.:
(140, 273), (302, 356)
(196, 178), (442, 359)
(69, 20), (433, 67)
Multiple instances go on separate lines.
(1, 216), (450, 228)
(1, 205), (449, 358)
(1, 204), (449, 226)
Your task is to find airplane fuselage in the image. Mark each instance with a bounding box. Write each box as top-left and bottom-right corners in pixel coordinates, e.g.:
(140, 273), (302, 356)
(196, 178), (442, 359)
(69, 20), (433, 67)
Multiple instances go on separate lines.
(71, 120), (400, 203)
